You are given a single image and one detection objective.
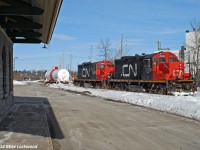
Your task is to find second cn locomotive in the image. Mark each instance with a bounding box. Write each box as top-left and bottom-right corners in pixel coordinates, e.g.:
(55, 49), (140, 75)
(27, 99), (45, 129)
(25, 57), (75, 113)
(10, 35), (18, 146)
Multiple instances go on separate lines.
(74, 51), (196, 95)
(75, 60), (115, 87)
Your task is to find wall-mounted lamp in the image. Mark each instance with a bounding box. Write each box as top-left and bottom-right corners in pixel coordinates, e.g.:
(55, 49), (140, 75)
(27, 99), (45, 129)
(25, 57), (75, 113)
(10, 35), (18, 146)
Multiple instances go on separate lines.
(42, 44), (47, 49)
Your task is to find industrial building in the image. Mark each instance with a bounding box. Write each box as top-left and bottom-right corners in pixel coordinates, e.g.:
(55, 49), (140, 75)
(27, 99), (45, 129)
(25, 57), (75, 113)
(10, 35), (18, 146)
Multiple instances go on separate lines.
(185, 30), (200, 75)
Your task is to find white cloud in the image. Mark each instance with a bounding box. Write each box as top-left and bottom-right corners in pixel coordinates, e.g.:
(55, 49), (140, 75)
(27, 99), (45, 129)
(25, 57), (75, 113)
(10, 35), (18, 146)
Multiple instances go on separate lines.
(125, 39), (143, 46)
(175, 0), (200, 5)
(53, 34), (76, 41)
(156, 29), (184, 35)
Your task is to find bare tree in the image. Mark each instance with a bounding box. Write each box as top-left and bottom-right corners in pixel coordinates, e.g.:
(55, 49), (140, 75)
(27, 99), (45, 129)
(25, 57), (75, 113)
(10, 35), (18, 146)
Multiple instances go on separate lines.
(98, 37), (112, 60)
(186, 20), (200, 78)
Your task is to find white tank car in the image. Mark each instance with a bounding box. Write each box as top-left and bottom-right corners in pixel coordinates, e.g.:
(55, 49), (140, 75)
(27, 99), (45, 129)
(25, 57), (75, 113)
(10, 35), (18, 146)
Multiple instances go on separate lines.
(52, 69), (70, 83)
(45, 68), (70, 83)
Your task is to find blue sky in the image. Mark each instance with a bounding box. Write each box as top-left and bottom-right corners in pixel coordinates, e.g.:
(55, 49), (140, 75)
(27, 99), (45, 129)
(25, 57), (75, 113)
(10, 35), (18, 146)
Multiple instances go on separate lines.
(14, 0), (200, 71)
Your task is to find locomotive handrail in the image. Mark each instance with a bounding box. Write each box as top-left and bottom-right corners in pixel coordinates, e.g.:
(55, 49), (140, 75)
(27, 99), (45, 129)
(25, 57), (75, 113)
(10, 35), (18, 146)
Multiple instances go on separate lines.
(160, 61), (171, 74)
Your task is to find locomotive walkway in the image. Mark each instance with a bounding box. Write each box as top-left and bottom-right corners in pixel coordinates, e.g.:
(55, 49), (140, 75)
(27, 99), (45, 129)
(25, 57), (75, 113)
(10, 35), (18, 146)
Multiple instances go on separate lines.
(0, 82), (200, 150)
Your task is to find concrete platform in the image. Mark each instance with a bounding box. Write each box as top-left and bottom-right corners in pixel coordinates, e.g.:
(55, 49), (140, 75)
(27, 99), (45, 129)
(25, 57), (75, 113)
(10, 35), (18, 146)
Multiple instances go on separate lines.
(0, 96), (53, 150)
(1, 82), (200, 150)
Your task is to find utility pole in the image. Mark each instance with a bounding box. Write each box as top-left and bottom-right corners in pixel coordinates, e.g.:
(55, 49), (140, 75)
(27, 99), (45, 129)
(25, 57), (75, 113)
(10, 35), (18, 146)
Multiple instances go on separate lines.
(13, 57), (18, 71)
(69, 54), (72, 73)
(119, 34), (124, 58)
(59, 55), (61, 69)
(40, 66), (43, 79)
(89, 46), (93, 62)
(62, 53), (65, 69)
(157, 40), (161, 51)
(66, 64), (70, 70)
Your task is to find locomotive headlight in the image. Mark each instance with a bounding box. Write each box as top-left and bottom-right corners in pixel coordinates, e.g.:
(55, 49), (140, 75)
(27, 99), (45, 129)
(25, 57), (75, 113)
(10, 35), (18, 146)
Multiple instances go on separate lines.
(179, 64), (182, 69)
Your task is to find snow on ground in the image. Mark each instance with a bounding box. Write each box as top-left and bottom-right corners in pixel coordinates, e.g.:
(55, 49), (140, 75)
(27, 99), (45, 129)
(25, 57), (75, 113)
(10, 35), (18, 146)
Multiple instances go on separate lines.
(49, 83), (200, 121)
(13, 80), (39, 85)
(13, 80), (28, 85)
(13, 80), (200, 121)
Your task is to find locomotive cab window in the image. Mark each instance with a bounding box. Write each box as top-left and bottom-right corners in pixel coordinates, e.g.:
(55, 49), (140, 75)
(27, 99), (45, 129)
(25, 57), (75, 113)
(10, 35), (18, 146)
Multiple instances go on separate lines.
(107, 63), (113, 67)
(100, 64), (105, 68)
(174, 57), (179, 62)
(168, 57), (179, 62)
(144, 59), (150, 67)
(168, 57), (174, 62)
(159, 57), (166, 62)
(97, 64), (105, 69)
(153, 58), (158, 65)
(159, 53), (166, 62)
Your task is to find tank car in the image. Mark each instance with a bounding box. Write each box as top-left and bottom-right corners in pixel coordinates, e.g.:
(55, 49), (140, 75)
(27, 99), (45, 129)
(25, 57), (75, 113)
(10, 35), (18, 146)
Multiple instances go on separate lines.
(45, 66), (70, 83)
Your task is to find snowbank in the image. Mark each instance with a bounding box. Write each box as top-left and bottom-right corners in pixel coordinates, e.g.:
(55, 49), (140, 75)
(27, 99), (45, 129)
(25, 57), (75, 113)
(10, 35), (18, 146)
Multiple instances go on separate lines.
(49, 83), (200, 121)
(13, 80), (39, 85)
(13, 80), (28, 85)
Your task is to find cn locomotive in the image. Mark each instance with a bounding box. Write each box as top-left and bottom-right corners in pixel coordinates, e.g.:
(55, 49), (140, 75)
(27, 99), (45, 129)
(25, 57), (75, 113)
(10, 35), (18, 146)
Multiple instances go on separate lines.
(75, 60), (115, 87)
(74, 51), (196, 95)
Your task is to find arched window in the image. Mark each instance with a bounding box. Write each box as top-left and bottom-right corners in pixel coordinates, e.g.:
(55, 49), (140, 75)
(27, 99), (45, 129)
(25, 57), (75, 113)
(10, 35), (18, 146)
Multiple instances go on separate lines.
(2, 46), (7, 98)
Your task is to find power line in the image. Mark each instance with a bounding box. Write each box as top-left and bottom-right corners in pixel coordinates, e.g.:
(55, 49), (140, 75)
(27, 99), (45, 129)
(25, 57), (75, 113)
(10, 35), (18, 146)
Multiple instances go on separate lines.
(89, 46), (93, 62)
(16, 54), (61, 60)
(70, 54), (72, 72)
(119, 34), (125, 57)
(62, 53), (65, 69)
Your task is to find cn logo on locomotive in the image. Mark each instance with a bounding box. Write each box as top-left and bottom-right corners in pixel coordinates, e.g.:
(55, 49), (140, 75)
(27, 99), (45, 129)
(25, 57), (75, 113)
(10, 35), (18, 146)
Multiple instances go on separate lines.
(122, 64), (137, 77)
(82, 68), (90, 77)
(173, 70), (183, 77)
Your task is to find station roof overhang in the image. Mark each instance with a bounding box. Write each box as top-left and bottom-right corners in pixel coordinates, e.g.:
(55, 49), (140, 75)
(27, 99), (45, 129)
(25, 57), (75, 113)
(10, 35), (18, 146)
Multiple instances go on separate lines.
(0, 0), (63, 44)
